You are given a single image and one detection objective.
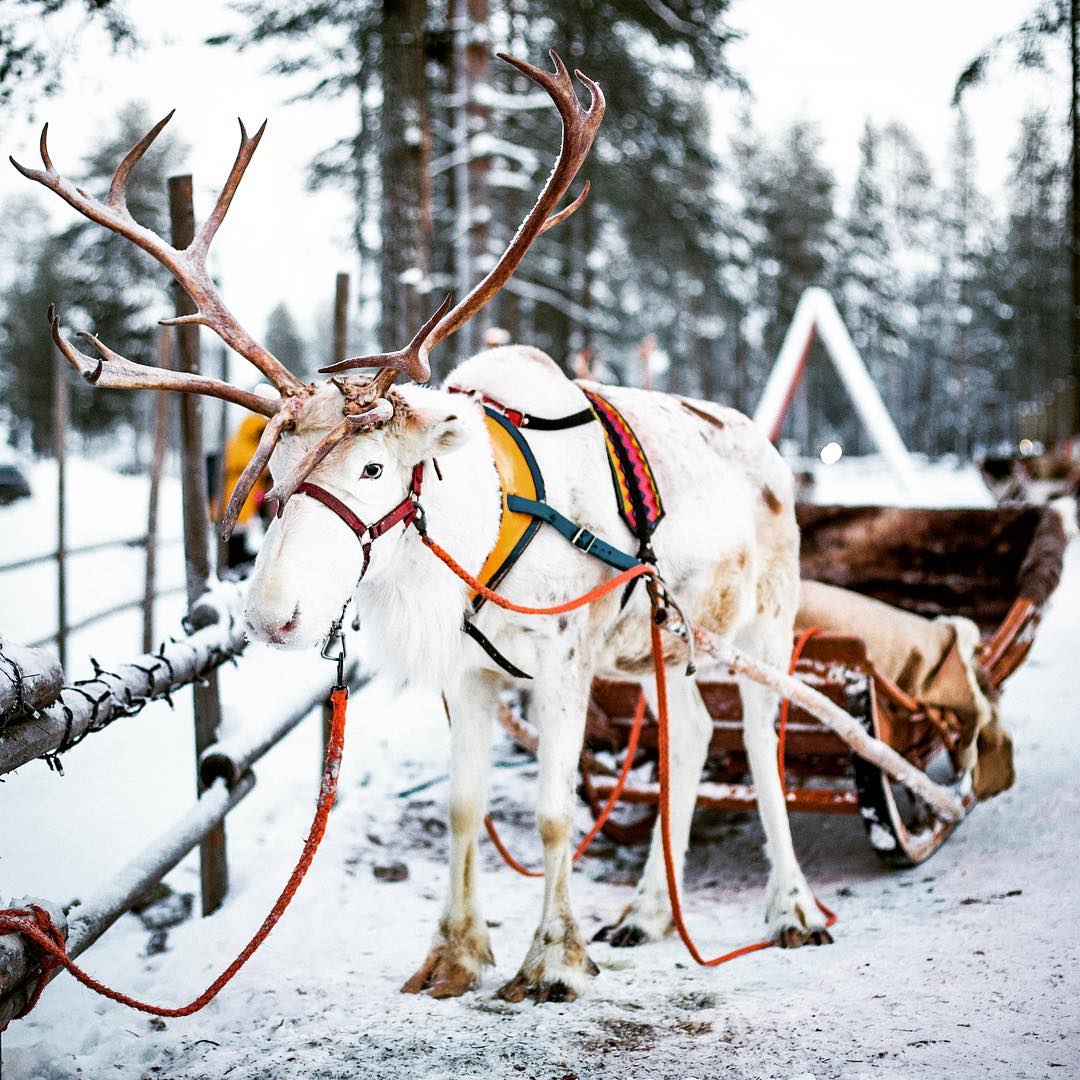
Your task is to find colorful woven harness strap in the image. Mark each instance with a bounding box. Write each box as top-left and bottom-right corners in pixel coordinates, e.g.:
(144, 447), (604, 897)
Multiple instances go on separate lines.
(579, 386), (666, 559)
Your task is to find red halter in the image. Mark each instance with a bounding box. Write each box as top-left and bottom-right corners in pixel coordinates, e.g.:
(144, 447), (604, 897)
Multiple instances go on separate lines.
(297, 462), (426, 581)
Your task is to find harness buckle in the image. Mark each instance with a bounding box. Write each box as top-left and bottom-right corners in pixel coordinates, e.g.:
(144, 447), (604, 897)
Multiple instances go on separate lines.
(571, 527), (596, 554)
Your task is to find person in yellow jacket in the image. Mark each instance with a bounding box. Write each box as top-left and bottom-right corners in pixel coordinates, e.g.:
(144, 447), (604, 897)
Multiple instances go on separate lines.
(216, 412), (272, 568)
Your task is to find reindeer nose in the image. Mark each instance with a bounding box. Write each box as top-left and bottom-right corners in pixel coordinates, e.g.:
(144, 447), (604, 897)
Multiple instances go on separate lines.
(265, 603), (302, 645)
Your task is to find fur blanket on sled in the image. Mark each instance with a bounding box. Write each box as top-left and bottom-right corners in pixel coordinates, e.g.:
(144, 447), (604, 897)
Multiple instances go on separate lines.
(796, 580), (1013, 800)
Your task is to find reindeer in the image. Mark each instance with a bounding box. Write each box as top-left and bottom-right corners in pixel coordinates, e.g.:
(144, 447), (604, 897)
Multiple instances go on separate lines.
(13, 52), (831, 1004)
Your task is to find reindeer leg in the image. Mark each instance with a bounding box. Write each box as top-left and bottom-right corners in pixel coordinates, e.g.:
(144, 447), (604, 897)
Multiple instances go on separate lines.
(595, 672), (713, 947)
(403, 671), (498, 998)
(737, 616), (833, 948)
(498, 665), (598, 1004)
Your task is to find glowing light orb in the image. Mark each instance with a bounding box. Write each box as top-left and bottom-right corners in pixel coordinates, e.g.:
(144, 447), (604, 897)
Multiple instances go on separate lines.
(819, 441), (843, 466)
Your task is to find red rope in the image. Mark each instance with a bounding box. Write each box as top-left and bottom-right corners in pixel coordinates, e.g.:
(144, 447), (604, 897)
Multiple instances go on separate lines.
(483, 690), (648, 877)
(424, 535), (838, 966)
(0, 685), (349, 1020)
(777, 626), (825, 790)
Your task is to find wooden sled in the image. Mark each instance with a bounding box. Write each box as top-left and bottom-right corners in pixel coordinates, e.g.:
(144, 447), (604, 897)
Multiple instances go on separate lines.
(504, 503), (1069, 868)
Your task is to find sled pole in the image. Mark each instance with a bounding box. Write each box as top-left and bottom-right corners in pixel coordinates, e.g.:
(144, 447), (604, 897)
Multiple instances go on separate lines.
(693, 627), (966, 823)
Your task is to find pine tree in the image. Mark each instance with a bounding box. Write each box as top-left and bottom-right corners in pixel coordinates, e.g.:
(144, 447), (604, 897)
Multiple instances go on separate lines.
(0, 0), (133, 113)
(265, 302), (309, 379)
(1001, 110), (1070, 410)
(738, 119), (837, 451)
(840, 121), (906, 437)
(956, 0), (1079, 434)
(215, 1), (743, 383)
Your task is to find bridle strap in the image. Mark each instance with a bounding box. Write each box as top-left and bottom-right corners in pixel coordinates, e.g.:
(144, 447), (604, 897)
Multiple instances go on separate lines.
(296, 462), (426, 581)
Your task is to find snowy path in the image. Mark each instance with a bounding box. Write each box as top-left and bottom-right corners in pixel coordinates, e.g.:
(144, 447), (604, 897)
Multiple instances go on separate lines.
(1, 459), (1076, 1079)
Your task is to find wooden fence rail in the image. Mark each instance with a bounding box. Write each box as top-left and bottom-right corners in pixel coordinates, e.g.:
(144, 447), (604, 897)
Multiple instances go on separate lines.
(0, 535), (181, 576)
(0, 773), (256, 1027)
(27, 584), (188, 650)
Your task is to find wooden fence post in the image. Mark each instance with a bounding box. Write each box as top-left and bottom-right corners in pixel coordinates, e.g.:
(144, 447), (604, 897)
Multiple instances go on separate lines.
(323, 273), (351, 771)
(53, 348), (68, 673)
(332, 272), (349, 367)
(169, 174), (228, 917)
(143, 329), (171, 653)
(216, 347), (230, 576)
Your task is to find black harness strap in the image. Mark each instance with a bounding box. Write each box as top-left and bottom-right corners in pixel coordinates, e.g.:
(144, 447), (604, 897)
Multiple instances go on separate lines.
(448, 386), (596, 431)
(462, 619), (533, 680)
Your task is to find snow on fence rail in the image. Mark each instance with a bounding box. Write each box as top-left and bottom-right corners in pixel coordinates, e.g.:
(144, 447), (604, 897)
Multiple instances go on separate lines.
(0, 582), (248, 777)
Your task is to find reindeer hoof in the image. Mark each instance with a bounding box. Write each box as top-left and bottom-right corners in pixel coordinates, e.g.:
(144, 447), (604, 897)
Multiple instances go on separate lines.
(774, 924), (834, 949)
(777, 926), (806, 949)
(608, 923), (649, 948)
(592, 924), (614, 942)
(496, 965), (593, 1004)
(402, 944), (487, 998)
(496, 975), (529, 1003)
(537, 980), (576, 1004)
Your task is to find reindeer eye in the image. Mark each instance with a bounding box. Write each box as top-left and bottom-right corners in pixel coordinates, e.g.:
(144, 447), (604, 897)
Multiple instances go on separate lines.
(361, 462), (383, 480)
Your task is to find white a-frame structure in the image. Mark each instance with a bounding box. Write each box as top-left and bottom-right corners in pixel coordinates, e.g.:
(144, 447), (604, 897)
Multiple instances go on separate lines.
(752, 287), (916, 489)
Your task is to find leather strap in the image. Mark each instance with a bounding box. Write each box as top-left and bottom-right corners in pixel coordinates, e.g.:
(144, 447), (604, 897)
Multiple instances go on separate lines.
(448, 386), (596, 431)
(297, 462), (425, 582)
(506, 494), (641, 573)
(463, 619), (533, 679)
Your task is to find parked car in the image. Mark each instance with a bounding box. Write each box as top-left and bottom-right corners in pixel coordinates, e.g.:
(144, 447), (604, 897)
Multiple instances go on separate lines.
(0, 462), (31, 505)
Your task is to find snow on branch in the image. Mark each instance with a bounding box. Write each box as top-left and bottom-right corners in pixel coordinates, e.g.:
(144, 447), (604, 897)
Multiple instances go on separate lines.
(471, 83), (555, 112)
(431, 134), (541, 178)
(501, 276), (620, 334)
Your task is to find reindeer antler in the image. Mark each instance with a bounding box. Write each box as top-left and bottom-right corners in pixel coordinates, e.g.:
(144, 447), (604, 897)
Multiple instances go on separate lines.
(317, 51), (605, 380)
(47, 305), (279, 417)
(11, 113), (305, 398)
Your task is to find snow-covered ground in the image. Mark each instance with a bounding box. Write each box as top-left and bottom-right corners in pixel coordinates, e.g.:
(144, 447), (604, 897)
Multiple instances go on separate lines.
(2, 456), (1077, 1079)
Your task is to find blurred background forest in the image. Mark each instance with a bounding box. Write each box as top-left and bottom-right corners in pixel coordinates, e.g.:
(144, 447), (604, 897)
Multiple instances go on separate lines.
(0, 0), (1075, 462)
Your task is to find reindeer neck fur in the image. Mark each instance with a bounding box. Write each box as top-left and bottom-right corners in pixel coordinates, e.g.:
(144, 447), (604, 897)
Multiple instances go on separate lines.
(353, 382), (500, 692)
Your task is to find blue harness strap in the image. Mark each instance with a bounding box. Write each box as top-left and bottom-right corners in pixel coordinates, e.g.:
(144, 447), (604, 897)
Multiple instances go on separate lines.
(505, 495), (641, 572)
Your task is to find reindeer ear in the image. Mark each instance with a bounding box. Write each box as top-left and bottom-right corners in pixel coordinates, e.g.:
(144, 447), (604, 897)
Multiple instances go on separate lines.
(402, 407), (471, 460)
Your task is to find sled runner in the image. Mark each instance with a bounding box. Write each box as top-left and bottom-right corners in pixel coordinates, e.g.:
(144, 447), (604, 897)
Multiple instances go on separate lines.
(502, 502), (1070, 866)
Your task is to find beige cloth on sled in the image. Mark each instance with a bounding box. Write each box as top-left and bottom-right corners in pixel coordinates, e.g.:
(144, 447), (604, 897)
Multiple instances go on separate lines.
(796, 580), (1014, 799)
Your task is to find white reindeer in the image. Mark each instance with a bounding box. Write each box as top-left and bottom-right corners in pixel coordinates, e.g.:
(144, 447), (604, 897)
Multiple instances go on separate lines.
(16, 51), (830, 1005)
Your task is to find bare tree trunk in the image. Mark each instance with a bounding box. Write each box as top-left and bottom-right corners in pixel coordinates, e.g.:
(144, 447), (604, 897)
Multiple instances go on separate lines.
(380, 0), (431, 355)
(332, 272), (350, 364)
(1071, 0), (1080, 430)
(466, 0), (489, 347)
(450, 0), (473, 359)
(215, 347), (230, 576)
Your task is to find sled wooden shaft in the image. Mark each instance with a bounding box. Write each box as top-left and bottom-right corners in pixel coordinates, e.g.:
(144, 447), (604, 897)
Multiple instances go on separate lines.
(691, 627), (966, 824)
